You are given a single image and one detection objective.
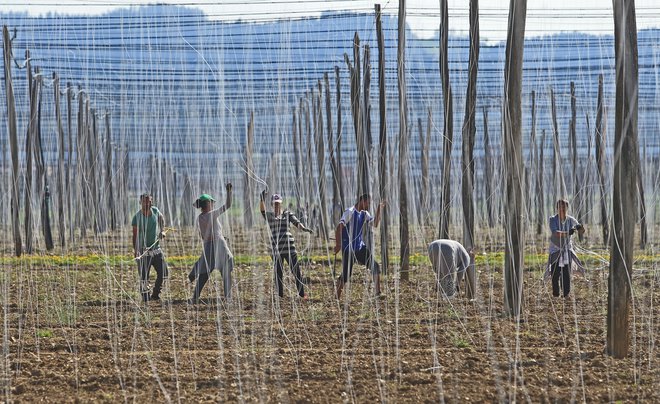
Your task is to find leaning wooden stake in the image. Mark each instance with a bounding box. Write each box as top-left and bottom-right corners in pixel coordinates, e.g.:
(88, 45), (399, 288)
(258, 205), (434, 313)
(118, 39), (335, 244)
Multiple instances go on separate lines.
(3, 26), (22, 256)
(607, 0), (639, 359)
(438, 0), (453, 240)
(502, 0), (527, 319)
(375, 3), (389, 275)
(460, 0), (479, 299)
(594, 74), (609, 245)
(397, 0), (410, 280)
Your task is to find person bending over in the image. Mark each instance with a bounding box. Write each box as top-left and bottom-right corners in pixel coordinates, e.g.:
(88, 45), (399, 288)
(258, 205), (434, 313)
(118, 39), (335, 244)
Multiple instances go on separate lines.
(428, 239), (474, 297)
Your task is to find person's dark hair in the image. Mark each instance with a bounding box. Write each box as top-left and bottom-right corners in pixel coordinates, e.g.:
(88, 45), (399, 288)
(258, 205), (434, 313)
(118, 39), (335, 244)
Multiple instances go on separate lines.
(556, 199), (569, 209)
(194, 199), (210, 209)
(140, 193), (152, 202)
(358, 193), (371, 202)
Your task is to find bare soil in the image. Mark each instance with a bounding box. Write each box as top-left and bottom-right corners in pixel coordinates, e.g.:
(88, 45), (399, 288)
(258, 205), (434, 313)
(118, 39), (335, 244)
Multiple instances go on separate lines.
(1, 228), (659, 403)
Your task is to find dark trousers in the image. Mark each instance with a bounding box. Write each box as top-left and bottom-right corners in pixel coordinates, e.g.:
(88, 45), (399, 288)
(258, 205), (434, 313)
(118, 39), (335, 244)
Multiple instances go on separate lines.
(551, 262), (571, 297)
(274, 252), (305, 297)
(137, 252), (168, 301)
(340, 247), (380, 283)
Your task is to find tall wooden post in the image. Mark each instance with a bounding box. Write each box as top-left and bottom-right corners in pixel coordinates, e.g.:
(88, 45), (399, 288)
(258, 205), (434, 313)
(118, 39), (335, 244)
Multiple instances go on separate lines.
(315, 81), (329, 240)
(105, 113), (117, 231)
(33, 70), (54, 251)
(24, 54), (36, 253)
(66, 83), (74, 242)
(483, 107), (495, 228)
(529, 91), (540, 235)
(536, 129), (546, 236)
(3, 26), (22, 256)
(53, 73), (66, 247)
(293, 108), (303, 214)
(76, 90), (86, 237)
(334, 66), (345, 209)
(397, 0), (410, 280)
(244, 112), (255, 227)
(595, 74), (609, 245)
(461, 0), (479, 299)
(550, 87), (566, 197)
(325, 72), (341, 225)
(607, 0), (639, 359)
(419, 115), (430, 222)
(569, 82), (583, 239)
(438, 0), (453, 240)
(375, 4), (389, 275)
(502, 0), (527, 319)
(89, 110), (101, 234)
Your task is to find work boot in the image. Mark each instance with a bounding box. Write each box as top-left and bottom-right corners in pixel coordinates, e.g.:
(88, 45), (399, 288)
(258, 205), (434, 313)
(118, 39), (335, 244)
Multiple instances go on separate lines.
(335, 277), (344, 299)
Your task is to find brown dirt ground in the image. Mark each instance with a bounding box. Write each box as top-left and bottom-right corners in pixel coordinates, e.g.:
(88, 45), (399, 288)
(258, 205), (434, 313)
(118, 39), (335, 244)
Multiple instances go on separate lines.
(1, 227), (659, 403)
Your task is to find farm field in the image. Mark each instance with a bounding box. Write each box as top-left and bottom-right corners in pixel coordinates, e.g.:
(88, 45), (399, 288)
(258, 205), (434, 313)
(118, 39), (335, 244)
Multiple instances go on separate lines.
(1, 229), (658, 403)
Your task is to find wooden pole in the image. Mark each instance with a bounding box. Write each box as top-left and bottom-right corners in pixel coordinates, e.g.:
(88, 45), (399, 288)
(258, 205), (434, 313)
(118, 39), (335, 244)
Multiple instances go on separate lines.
(529, 91), (540, 235)
(305, 94), (314, 218)
(419, 116), (430, 223)
(483, 107), (495, 228)
(66, 82), (74, 242)
(315, 81), (329, 240)
(53, 73), (66, 247)
(550, 87), (566, 197)
(3, 26), (22, 256)
(30, 70), (54, 251)
(461, 0), (479, 299)
(244, 111), (255, 227)
(293, 107), (302, 214)
(607, 0), (639, 359)
(89, 110), (101, 234)
(536, 129), (546, 236)
(334, 66), (345, 209)
(438, 0), (453, 240)
(105, 113), (117, 231)
(363, 43), (373, 195)
(569, 81), (584, 240)
(397, 0), (410, 280)
(76, 90), (86, 238)
(502, 0), (527, 319)
(24, 54), (35, 253)
(375, 3), (389, 275)
(595, 74), (609, 245)
(325, 72), (341, 224)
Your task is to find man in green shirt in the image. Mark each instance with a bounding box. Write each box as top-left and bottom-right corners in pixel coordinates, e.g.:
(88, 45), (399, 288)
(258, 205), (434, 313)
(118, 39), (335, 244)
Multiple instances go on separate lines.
(131, 193), (168, 302)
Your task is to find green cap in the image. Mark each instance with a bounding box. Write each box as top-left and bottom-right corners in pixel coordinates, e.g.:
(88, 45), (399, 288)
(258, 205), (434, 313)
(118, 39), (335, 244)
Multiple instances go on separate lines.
(198, 194), (216, 202)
